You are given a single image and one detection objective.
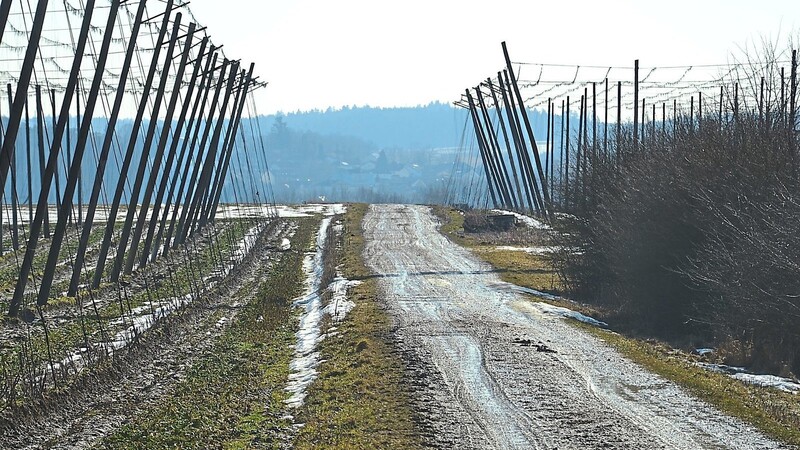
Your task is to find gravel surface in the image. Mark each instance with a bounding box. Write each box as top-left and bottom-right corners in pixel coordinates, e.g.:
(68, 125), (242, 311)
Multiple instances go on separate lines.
(363, 204), (787, 450)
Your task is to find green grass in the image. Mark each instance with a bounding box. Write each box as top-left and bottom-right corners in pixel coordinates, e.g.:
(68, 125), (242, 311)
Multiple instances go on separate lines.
(102, 217), (318, 449)
(433, 205), (800, 447)
(293, 203), (422, 450)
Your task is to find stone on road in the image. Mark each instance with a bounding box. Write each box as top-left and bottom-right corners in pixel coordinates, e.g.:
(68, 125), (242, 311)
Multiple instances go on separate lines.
(362, 204), (786, 450)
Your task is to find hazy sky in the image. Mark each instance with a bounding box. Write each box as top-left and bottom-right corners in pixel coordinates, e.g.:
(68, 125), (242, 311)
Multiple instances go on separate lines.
(188, 0), (797, 114)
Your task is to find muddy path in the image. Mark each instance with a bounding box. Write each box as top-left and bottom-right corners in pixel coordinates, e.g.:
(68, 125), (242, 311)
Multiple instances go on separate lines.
(0, 219), (295, 450)
(363, 204), (786, 450)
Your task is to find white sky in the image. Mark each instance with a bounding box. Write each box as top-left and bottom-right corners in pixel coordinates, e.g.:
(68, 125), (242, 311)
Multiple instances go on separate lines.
(188, 0), (798, 114)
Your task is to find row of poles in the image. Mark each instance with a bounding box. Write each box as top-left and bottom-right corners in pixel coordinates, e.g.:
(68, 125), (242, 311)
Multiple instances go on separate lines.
(0, 0), (274, 318)
(455, 42), (799, 217)
(454, 42), (552, 219)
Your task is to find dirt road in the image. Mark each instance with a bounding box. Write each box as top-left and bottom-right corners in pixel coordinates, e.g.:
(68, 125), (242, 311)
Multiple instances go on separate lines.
(363, 204), (786, 450)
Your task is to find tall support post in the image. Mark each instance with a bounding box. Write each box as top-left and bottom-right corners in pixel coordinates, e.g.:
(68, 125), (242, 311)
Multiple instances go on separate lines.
(662, 102), (666, 136)
(502, 69), (542, 213)
(559, 99), (564, 209)
(604, 78), (608, 157)
(781, 67), (786, 126)
(112, 13), (185, 281)
(50, 90), (62, 214)
(68, 0), (148, 296)
(616, 81), (621, 147)
(465, 89), (499, 208)
(6, 84), (18, 250)
(470, 87), (509, 208)
(549, 100), (555, 199)
(565, 96), (570, 207)
(200, 69), (250, 224)
(501, 41), (550, 217)
(633, 59), (639, 153)
(720, 85), (724, 131)
(124, 22), (196, 275)
(170, 58), (229, 249)
(207, 64), (257, 223)
(36, 87), (49, 237)
(760, 77), (765, 124)
(0, 0), (50, 212)
(92, 0), (173, 289)
(488, 76), (525, 211)
(592, 82), (597, 161)
(690, 96), (694, 132)
(177, 61), (239, 245)
(545, 98), (551, 200)
(10, 0), (97, 315)
(576, 95), (583, 193)
(791, 50), (797, 130)
(496, 72), (533, 212)
(698, 91), (703, 126)
(158, 50), (218, 258)
(641, 98), (646, 142)
(140, 37), (209, 266)
(651, 103), (656, 146)
(25, 95), (32, 225)
(476, 86), (516, 209)
(75, 84), (82, 225)
(37, 0), (121, 306)
(0, 0), (13, 46)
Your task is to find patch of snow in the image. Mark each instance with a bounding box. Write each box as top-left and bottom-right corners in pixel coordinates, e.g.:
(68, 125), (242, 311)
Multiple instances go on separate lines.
(694, 348), (714, 356)
(699, 363), (800, 393)
(285, 218), (331, 408)
(490, 209), (550, 229)
(323, 276), (362, 322)
(495, 245), (560, 255)
(491, 281), (607, 327)
(280, 238), (291, 251)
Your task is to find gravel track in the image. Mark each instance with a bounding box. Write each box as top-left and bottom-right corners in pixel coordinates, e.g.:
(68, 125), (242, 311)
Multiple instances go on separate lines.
(363, 204), (787, 450)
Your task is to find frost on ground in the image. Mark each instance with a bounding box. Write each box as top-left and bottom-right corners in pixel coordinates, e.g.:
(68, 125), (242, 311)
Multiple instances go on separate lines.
(363, 204), (786, 450)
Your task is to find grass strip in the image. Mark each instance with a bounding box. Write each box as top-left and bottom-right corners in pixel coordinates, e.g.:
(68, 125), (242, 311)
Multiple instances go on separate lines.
(293, 203), (422, 450)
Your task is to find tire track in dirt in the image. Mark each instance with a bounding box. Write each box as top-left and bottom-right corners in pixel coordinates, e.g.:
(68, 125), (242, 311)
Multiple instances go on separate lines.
(363, 204), (787, 450)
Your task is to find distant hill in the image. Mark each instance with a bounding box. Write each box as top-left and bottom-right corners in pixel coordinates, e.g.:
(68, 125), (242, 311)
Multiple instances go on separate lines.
(264, 102), (470, 150)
